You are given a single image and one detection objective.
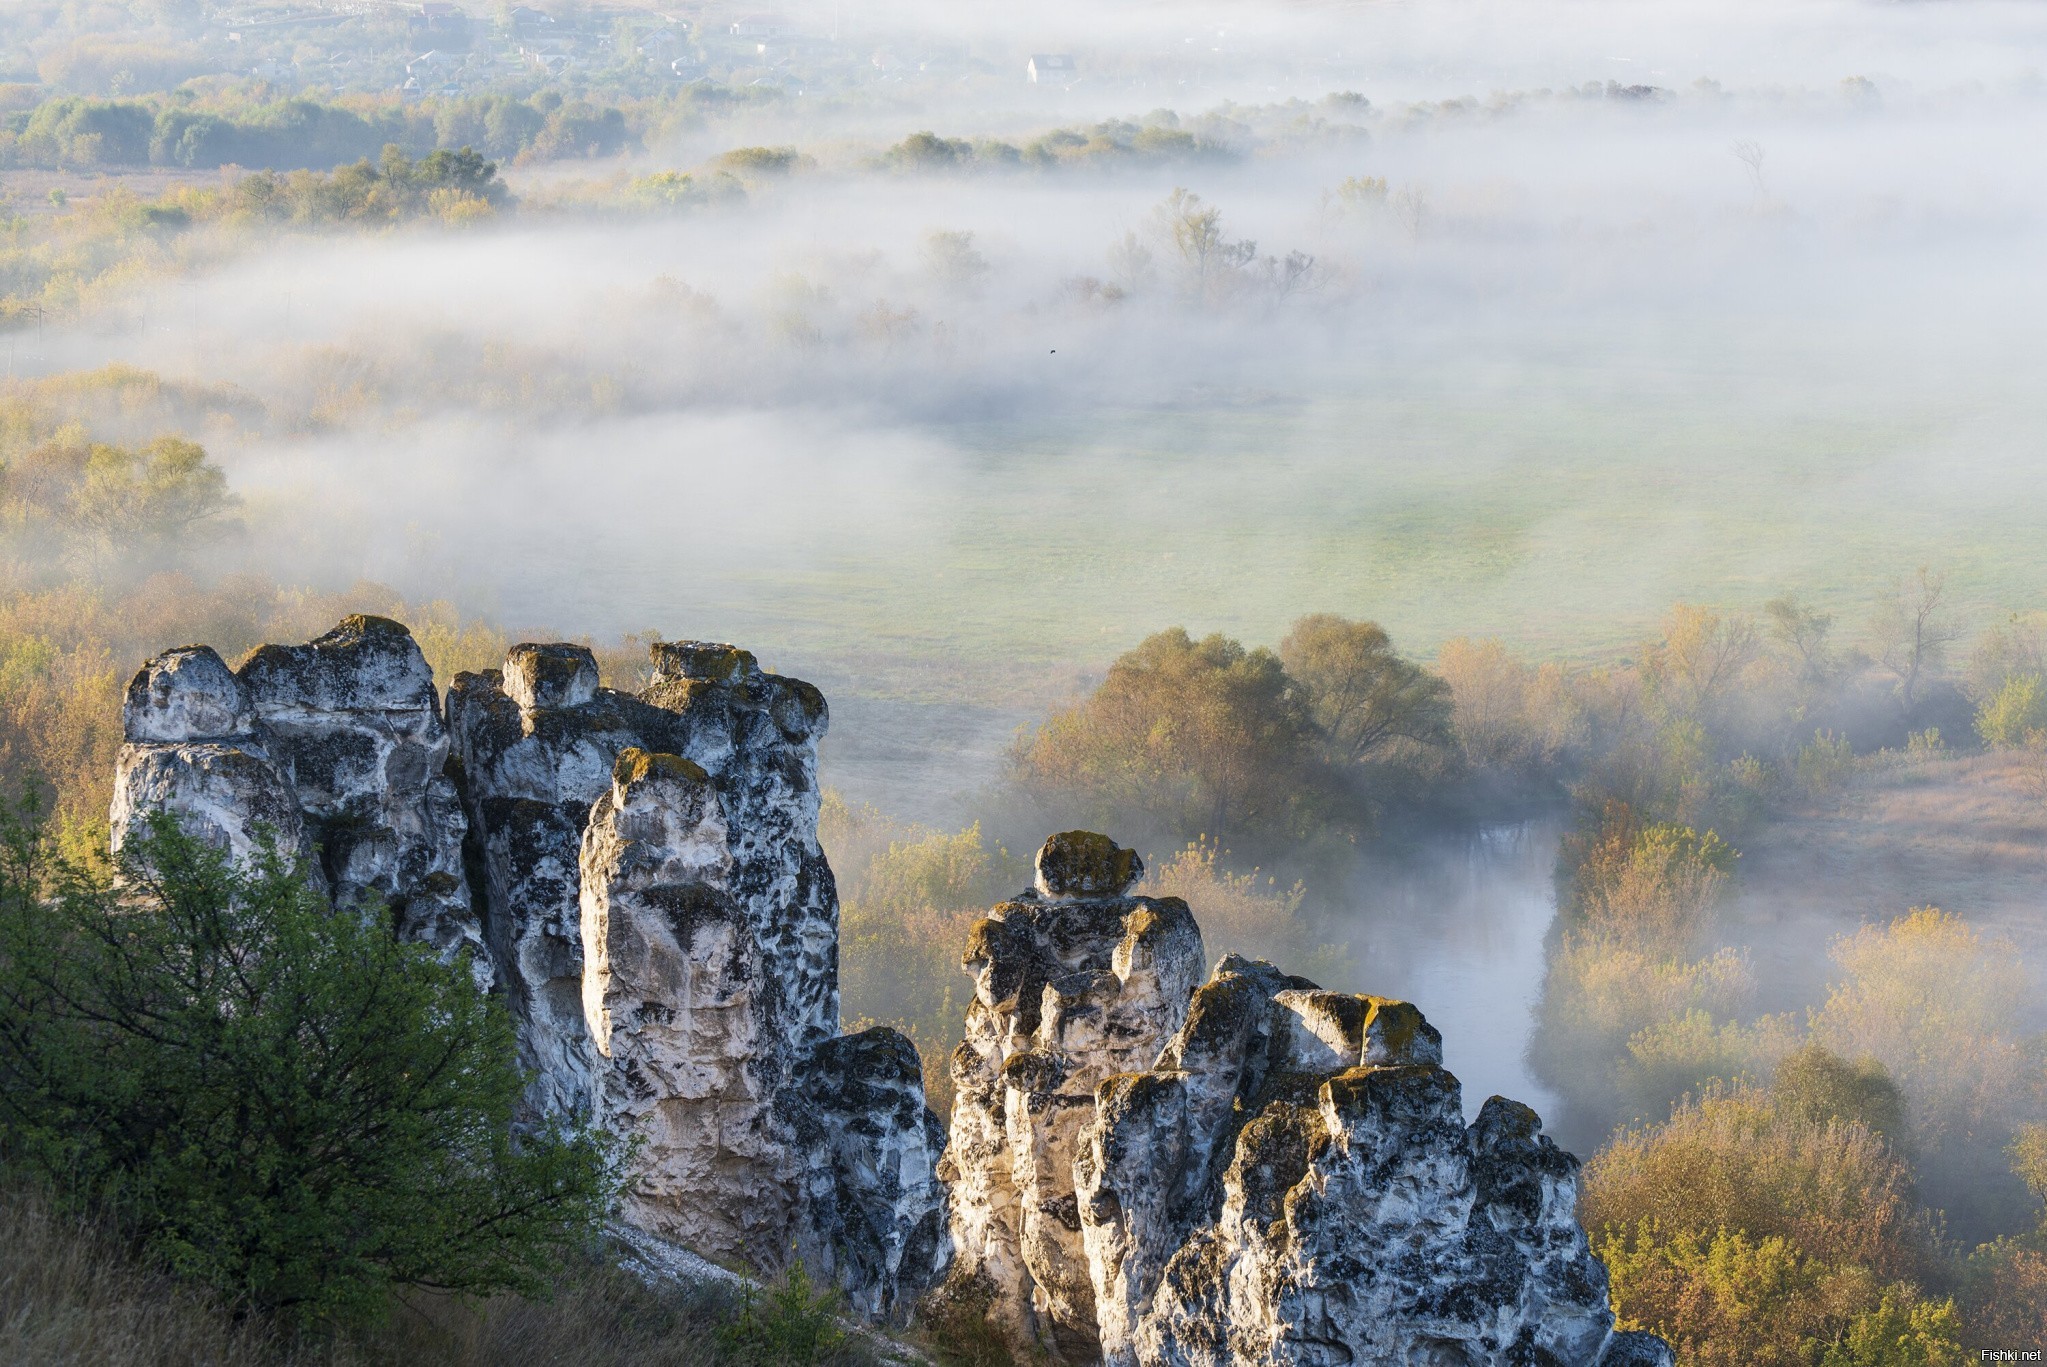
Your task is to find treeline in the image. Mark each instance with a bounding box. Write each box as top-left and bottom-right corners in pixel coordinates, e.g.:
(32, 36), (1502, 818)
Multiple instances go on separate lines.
(1505, 589), (2047, 1356)
(0, 91), (629, 171)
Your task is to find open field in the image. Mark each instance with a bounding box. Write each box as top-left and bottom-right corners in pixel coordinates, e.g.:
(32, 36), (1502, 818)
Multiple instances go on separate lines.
(1726, 750), (2047, 1019)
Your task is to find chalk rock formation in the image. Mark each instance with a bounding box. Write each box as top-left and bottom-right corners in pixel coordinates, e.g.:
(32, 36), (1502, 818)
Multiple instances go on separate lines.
(447, 642), (679, 1114)
(945, 832), (1672, 1367)
(579, 745), (796, 1262)
(111, 619), (483, 984)
(238, 616), (483, 981)
(111, 645), (311, 869)
(111, 621), (949, 1323)
(446, 639), (839, 1115)
(939, 833), (1207, 1356)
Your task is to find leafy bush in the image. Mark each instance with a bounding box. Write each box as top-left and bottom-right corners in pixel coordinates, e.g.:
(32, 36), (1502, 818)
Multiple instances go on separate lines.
(1597, 1224), (1962, 1367)
(1615, 1008), (1799, 1125)
(1561, 801), (1736, 951)
(1772, 1044), (1906, 1143)
(1582, 1083), (1936, 1282)
(1530, 935), (1756, 1126)
(0, 813), (615, 1325)
(1812, 908), (2038, 1154)
(1010, 626), (1319, 853)
(715, 1262), (851, 1366)
(1795, 729), (1855, 795)
(1434, 636), (1583, 773)
(1975, 672), (2047, 748)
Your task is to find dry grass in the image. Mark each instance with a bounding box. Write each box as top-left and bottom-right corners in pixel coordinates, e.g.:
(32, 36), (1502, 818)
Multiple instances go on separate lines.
(0, 1183), (286, 1367)
(0, 1182), (910, 1367)
(1720, 750), (2047, 1015)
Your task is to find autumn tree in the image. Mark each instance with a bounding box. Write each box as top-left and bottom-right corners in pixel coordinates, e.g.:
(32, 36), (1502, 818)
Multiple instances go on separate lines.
(1010, 628), (1317, 851)
(1279, 614), (1452, 766)
(1871, 566), (1959, 712)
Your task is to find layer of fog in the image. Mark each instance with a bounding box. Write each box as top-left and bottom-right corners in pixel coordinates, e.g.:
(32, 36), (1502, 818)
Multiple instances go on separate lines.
(43, 68), (2040, 693)
(1342, 820), (1567, 1123)
(16, 0), (2046, 1154)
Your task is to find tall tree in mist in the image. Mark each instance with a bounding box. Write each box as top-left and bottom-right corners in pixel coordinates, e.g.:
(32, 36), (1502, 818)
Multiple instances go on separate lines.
(1279, 614), (1451, 765)
(1764, 594), (1836, 687)
(1871, 566), (1959, 712)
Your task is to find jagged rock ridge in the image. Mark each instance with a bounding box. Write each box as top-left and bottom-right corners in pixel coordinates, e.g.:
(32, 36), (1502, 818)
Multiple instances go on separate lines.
(941, 833), (1673, 1367)
(111, 622), (1671, 1361)
(111, 618), (946, 1322)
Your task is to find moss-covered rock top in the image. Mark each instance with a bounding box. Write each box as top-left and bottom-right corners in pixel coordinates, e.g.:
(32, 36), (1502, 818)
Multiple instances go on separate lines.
(612, 745), (710, 788)
(1034, 830), (1145, 899)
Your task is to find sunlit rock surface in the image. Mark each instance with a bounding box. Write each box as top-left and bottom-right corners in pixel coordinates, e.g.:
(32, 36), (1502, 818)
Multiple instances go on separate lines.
(238, 616), (484, 983)
(579, 746), (798, 1263)
(112, 619), (947, 1322)
(111, 644), (311, 869)
(937, 833), (1207, 1357)
(112, 619), (479, 987)
(946, 833), (1672, 1367)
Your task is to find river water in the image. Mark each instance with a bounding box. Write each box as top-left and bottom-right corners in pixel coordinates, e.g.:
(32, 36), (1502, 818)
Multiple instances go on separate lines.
(1338, 822), (1566, 1125)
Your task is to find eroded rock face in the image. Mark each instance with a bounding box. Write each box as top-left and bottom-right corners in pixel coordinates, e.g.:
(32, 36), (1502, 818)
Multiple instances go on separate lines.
(448, 638), (944, 1317)
(580, 746), (796, 1262)
(112, 623), (487, 983)
(237, 616), (484, 982)
(792, 1029), (951, 1323)
(1089, 959), (1635, 1366)
(446, 639), (838, 1115)
(111, 646), (310, 869)
(111, 622), (950, 1324)
(938, 834), (1206, 1358)
(950, 833), (1672, 1367)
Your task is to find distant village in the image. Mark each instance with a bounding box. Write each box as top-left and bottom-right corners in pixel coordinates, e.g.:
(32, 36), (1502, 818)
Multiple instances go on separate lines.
(200, 1), (1091, 100)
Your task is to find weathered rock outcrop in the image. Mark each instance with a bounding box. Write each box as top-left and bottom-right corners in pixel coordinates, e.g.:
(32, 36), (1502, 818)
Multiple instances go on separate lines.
(111, 624), (1665, 1357)
(112, 619), (483, 983)
(111, 620), (947, 1323)
(946, 833), (1673, 1367)
(112, 644), (312, 869)
(239, 616), (483, 981)
(939, 833), (1208, 1356)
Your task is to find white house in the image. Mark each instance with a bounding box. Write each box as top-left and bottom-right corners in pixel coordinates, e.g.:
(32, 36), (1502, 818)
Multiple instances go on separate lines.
(1027, 53), (1075, 83)
(730, 14), (788, 38)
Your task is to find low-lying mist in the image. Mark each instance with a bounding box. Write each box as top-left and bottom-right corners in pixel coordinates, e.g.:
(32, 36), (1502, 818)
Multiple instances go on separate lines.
(19, 9), (2042, 729)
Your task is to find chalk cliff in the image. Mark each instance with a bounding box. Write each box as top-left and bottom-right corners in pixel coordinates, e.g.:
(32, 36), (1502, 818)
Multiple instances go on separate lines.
(111, 619), (946, 1322)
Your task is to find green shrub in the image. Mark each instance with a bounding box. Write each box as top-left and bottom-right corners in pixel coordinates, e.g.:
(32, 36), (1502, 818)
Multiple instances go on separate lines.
(1596, 1222), (1963, 1367)
(715, 1261), (850, 1366)
(1795, 729), (1855, 795)
(1772, 1044), (1906, 1143)
(1975, 672), (2047, 749)
(0, 811), (615, 1326)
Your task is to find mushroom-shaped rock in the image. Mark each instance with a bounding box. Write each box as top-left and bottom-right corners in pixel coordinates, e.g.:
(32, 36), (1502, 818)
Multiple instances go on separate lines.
(1034, 830), (1144, 899)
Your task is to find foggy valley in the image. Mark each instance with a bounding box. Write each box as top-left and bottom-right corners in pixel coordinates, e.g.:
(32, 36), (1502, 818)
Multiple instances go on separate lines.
(2, 0), (2046, 1362)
